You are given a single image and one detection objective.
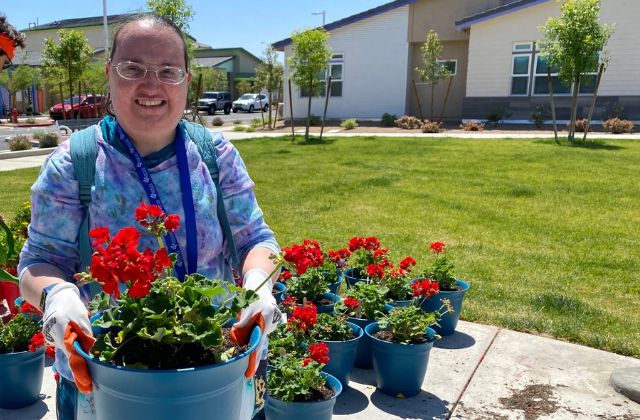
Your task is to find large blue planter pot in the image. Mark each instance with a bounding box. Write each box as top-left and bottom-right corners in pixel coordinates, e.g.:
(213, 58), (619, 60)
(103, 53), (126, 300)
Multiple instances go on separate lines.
(321, 322), (363, 388)
(327, 274), (342, 295)
(265, 371), (342, 420)
(343, 268), (369, 287)
(75, 325), (262, 420)
(347, 304), (393, 369)
(273, 282), (287, 304)
(420, 280), (469, 336)
(365, 322), (436, 398)
(0, 347), (45, 409)
(387, 297), (413, 308)
(316, 292), (342, 314)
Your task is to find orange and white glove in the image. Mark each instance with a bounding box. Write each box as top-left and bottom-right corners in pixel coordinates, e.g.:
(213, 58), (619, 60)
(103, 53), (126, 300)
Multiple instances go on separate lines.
(235, 269), (282, 343)
(42, 282), (92, 355)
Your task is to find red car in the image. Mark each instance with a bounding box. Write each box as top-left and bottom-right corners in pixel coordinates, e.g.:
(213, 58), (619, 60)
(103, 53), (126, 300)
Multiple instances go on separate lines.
(49, 94), (105, 120)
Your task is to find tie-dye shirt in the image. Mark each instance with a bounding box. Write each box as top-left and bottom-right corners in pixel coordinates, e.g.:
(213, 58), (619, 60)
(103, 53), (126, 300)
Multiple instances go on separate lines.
(18, 119), (279, 381)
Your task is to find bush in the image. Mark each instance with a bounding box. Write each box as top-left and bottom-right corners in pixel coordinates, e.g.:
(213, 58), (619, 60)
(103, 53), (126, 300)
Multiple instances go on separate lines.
(250, 118), (263, 129)
(572, 118), (591, 133)
(460, 121), (485, 132)
(395, 115), (422, 130)
(233, 125), (246, 132)
(485, 106), (512, 126)
(8, 135), (32, 151)
(233, 120), (242, 125)
(530, 105), (550, 128)
(211, 117), (223, 127)
(245, 126), (256, 133)
(381, 113), (397, 127)
(603, 118), (634, 134)
(340, 118), (358, 130)
(25, 118), (36, 124)
(308, 114), (321, 126)
(421, 120), (442, 133)
(33, 131), (59, 148)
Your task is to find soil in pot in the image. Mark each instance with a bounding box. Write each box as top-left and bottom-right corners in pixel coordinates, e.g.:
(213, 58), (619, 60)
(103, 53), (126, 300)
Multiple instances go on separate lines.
(373, 330), (429, 345)
(291, 385), (334, 402)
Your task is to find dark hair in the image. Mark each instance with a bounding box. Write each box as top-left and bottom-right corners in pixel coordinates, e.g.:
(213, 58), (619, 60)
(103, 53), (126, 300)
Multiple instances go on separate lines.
(0, 16), (26, 49)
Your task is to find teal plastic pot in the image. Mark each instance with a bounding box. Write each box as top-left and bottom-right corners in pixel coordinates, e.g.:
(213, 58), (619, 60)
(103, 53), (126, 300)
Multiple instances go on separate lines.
(265, 371), (342, 420)
(387, 297), (413, 308)
(321, 322), (363, 388)
(347, 304), (393, 369)
(75, 325), (262, 420)
(316, 292), (342, 314)
(0, 347), (45, 409)
(327, 274), (342, 295)
(273, 282), (287, 304)
(365, 323), (436, 397)
(343, 268), (368, 287)
(420, 280), (469, 336)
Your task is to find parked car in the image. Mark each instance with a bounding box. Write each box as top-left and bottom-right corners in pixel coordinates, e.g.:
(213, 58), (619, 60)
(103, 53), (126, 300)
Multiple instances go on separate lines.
(197, 91), (232, 115)
(49, 95), (105, 120)
(232, 94), (269, 113)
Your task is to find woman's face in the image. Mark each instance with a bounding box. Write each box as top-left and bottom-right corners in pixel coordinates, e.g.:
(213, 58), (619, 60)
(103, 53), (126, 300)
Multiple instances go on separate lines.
(107, 20), (191, 144)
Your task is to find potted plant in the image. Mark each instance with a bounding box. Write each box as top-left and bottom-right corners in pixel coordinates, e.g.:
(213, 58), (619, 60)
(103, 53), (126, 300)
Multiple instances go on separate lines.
(342, 236), (389, 286)
(326, 247), (351, 294)
(365, 278), (451, 397)
(366, 255), (418, 306)
(420, 241), (470, 335)
(308, 312), (362, 388)
(0, 301), (47, 409)
(0, 202), (31, 314)
(71, 203), (264, 420)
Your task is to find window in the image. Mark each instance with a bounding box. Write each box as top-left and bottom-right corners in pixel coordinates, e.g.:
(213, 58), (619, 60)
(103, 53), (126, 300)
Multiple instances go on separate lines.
(511, 54), (531, 95)
(532, 56), (570, 95)
(300, 53), (344, 97)
(437, 59), (457, 76)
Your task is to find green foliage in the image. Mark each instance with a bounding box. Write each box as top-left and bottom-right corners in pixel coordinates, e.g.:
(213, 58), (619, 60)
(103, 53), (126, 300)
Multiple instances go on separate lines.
(146, 0), (194, 32)
(191, 67), (228, 95)
(286, 269), (330, 303)
(485, 106), (512, 126)
(211, 117), (223, 127)
(0, 314), (41, 353)
(421, 120), (442, 133)
(424, 251), (456, 291)
(8, 135), (32, 151)
(90, 275), (257, 368)
(235, 80), (253, 97)
(81, 62), (108, 97)
(288, 28), (331, 97)
(0, 201), (30, 271)
(233, 125), (247, 132)
(384, 275), (412, 301)
(378, 306), (440, 344)
(415, 30), (451, 84)
(33, 131), (59, 148)
(381, 113), (397, 127)
(395, 115), (422, 129)
(308, 313), (353, 342)
(340, 282), (388, 321)
(308, 114), (321, 126)
(530, 104), (550, 128)
(340, 119), (358, 130)
(267, 353), (326, 402)
(0, 66), (41, 111)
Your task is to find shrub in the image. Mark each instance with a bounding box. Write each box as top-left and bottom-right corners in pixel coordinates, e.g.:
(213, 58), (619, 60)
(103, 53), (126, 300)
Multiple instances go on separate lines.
(460, 121), (485, 132)
(603, 118), (634, 134)
(233, 125), (246, 132)
(250, 118), (262, 129)
(8, 135), (32, 151)
(381, 113), (397, 127)
(211, 117), (223, 127)
(530, 105), (550, 128)
(340, 118), (358, 130)
(395, 115), (422, 130)
(485, 106), (512, 126)
(25, 117), (36, 124)
(36, 131), (59, 148)
(233, 120), (242, 125)
(308, 114), (321, 126)
(245, 126), (256, 133)
(606, 102), (624, 119)
(572, 118), (591, 133)
(421, 120), (442, 133)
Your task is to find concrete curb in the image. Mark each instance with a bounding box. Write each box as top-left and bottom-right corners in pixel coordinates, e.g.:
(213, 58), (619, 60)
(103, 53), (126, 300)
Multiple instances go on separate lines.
(0, 147), (56, 160)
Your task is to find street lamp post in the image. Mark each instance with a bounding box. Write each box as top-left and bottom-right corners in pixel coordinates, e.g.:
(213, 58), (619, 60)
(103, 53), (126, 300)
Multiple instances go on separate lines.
(312, 10), (326, 27)
(103, 0), (109, 59)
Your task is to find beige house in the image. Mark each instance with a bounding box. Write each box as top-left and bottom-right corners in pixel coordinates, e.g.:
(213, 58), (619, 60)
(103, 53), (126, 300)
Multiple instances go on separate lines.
(274, 0), (639, 123)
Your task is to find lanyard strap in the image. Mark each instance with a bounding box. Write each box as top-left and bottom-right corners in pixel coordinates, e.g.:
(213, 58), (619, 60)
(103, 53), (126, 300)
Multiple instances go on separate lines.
(115, 123), (198, 280)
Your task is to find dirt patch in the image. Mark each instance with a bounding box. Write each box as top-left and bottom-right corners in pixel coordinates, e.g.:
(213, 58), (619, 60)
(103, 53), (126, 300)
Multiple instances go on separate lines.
(498, 383), (561, 420)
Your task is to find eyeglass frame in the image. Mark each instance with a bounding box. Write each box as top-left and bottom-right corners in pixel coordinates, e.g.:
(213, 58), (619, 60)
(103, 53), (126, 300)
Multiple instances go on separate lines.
(110, 60), (189, 85)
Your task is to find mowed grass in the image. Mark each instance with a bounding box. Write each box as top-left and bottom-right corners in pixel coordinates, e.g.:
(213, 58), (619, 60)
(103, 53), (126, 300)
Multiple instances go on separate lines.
(1, 136), (638, 357)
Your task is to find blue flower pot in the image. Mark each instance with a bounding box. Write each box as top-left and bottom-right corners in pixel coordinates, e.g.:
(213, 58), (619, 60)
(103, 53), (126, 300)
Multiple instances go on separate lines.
(0, 347), (45, 409)
(75, 325), (262, 420)
(420, 280), (469, 336)
(365, 323), (436, 398)
(387, 298), (414, 308)
(273, 282), (287, 304)
(316, 292), (342, 314)
(327, 274), (342, 295)
(265, 371), (342, 420)
(321, 322), (363, 388)
(346, 304), (393, 369)
(342, 268), (368, 287)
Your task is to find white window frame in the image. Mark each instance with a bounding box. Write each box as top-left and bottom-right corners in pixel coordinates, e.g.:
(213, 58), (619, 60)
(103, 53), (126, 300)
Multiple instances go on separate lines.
(513, 42), (533, 53)
(327, 53), (344, 97)
(436, 59), (457, 76)
(510, 53), (531, 96)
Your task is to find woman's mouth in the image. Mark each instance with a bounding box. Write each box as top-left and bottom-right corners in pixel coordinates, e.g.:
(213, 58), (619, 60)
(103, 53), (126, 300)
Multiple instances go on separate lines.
(135, 99), (165, 107)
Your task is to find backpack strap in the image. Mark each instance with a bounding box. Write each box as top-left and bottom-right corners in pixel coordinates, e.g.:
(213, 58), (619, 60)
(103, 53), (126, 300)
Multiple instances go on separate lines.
(181, 120), (241, 275)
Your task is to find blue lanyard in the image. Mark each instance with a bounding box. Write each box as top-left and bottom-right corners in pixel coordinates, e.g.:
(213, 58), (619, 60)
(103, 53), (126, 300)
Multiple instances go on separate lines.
(115, 122), (198, 280)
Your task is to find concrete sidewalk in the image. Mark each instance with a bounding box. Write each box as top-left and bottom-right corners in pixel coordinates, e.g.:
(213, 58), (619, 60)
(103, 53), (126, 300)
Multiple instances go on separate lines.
(2, 321), (638, 420)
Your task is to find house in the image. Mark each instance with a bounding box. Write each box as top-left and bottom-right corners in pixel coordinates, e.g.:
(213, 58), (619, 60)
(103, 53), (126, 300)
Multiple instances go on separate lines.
(273, 0), (639, 123)
(193, 47), (263, 98)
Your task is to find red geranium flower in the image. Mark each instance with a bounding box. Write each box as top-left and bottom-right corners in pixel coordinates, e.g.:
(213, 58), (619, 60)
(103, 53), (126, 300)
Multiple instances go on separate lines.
(412, 279), (440, 299)
(399, 256), (416, 271)
(19, 301), (43, 316)
(46, 345), (56, 359)
(343, 297), (360, 311)
(28, 332), (45, 352)
(278, 271), (292, 282)
(307, 342), (330, 364)
(289, 302), (317, 331)
(366, 263), (385, 279)
(429, 242), (446, 254)
(282, 240), (324, 275)
(164, 214), (180, 232)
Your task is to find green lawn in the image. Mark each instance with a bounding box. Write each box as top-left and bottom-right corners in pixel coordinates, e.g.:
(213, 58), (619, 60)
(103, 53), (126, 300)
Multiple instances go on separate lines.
(2, 136), (639, 357)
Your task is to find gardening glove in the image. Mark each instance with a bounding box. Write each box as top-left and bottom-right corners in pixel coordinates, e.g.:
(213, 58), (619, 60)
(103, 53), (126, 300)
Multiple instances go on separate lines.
(42, 282), (93, 354)
(64, 321), (96, 393)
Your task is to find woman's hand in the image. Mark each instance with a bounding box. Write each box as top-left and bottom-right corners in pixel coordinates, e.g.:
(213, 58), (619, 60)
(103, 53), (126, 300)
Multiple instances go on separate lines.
(42, 282), (92, 357)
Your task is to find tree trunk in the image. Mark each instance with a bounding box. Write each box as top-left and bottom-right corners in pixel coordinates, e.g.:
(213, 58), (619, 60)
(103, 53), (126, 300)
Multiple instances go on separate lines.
(305, 74), (313, 141)
(582, 63), (605, 143)
(259, 95), (265, 129)
(77, 80), (81, 119)
(568, 75), (581, 144)
(438, 75), (453, 123)
(430, 81), (435, 120)
(320, 76), (332, 140)
(547, 68), (559, 145)
(288, 79), (295, 142)
(58, 83), (66, 120)
(412, 80), (423, 120)
(68, 57), (74, 122)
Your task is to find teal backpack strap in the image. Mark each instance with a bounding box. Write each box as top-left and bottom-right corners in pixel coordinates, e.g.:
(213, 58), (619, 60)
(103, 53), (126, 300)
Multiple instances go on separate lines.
(181, 120), (241, 276)
(70, 126), (102, 298)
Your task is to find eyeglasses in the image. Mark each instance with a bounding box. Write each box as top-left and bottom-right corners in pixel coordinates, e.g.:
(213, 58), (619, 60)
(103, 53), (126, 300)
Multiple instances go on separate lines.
(111, 61), (187, 85)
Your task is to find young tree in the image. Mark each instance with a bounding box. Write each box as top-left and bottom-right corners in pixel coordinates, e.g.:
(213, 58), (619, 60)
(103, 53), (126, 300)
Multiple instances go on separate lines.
(146, 0), (194, 32)
(288, 28), (331, 141)
(235, 80), (253, 97)
(81, 62), (108, 116)
(254, 45), (284, 128)
(0, 65), (40, 112)
(41, 29), (92, 119)
(540, 0), (613, 144)
(415, 30), (452, 121)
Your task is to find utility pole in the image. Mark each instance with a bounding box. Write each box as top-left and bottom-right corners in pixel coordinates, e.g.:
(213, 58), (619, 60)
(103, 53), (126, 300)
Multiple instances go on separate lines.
(312, 10), (326, 27)
(103, 0), (109, 60)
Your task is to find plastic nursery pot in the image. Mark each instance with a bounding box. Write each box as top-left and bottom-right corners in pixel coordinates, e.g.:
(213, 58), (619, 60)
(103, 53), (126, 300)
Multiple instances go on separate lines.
(327, 272), (343, 295)
(420, 280), (470, 336)
(347, 303), (394, 369)
(321, 322), (363, 388)
(365, 322), (436, 398)
(265, 371), (342, 420)
(342, 268), (369, 287)
(273, 281), (287, 304)
(0, 347), (45, 409)
(316, 292), (342, 314)
(74, 323), (262, 420)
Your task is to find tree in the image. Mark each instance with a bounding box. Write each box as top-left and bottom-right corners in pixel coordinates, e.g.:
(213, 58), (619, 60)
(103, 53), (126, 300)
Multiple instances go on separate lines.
(41, 29), (92, 119)
(190, 67), (228, 94)
(254, 45), (284, 128)
(0, 65), (40, 112)
(235, 80), (253, 97)
(540, 0), (613, 144)
(288, 28), (331, 141)
(415, 29), (452, 121)
(146, 0), (194, 32)
(81, 62), (108, 116)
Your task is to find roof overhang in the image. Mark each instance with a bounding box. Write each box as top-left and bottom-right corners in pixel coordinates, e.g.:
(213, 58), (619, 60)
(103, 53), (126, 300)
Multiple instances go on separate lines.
(455, 0), (551, 30)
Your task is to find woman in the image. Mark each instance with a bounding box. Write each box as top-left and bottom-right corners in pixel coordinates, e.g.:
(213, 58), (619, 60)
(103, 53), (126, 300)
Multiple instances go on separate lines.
(18, 13), (279, 419)
(0, 15), (25, 72)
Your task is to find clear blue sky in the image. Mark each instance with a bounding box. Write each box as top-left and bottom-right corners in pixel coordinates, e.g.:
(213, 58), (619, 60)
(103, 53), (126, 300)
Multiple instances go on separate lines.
(2, 0), (388, 58)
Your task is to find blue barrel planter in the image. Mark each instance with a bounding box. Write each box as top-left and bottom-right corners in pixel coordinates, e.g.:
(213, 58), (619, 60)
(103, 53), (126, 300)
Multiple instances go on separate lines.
(0, 347), (45, 409)
(342, 268), (370, 287)
(365, 322), (436, 398)
(420, 280), (469, 336)
(316, 293), (342, 314)
(265, 371), (342, 420)
(321, 322), (362, 388)
(74, 325), (262, 420)
(273, 282), (287, 304)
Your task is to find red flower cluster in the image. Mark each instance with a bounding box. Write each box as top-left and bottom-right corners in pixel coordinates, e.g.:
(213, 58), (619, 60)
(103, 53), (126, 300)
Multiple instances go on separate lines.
(28, 331), (45, 352)
(134, 202), (180, 236)
(289, 302), (318, 331)
(412, 279), (440, 299)
(429, 241), (446, 254)
(348, 236), (381, 252)
(282, 239), (324, 275)
(3, 265), (17, 276)
(343, 297), (360, 311)
(327, 248), (351, 265)
(281, 296), (297, 311)
(400, 256), (417, 271)
(19, 301), (42, 317)
(278, 270), (292, 282)
(46, 345), (56, 359)
(307, 342), (330, 364)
